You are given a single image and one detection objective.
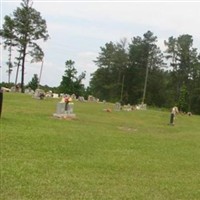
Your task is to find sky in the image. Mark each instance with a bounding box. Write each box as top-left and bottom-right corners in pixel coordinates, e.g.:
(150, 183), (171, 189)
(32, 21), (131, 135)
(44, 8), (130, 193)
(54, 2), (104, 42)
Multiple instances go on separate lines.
(1, 0), (200, 87)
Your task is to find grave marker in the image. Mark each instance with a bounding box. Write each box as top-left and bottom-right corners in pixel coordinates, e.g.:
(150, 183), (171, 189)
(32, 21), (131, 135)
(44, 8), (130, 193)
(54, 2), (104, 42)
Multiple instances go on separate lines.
(115, 102), (121, 111)
(53, 96), (76, 119)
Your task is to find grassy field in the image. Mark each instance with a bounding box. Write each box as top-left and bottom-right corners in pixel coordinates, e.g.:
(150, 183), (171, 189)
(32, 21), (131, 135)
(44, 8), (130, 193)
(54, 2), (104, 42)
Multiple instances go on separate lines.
(1, 92), (200, 200)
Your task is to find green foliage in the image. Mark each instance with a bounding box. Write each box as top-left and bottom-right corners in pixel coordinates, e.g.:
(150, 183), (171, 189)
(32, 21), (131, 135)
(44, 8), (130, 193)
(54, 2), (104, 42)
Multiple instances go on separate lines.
(128, 31), (166, 105)
(0, 0), (49, 92)
(91, 31), (166, 105)
(1, 93), (200, 199)
(0, 82), (15, 89)
(91, 39), (129, 102)
(59, 60), (86, 96)
(165, 34), (200, 114)
(27, 74), (39, 91)
(90, 31), (200, 114)
(178, 84), (188, 112)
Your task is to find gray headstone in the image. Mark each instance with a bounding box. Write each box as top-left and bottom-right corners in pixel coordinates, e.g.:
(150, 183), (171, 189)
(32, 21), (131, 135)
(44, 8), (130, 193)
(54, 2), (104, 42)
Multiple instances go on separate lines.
(53, 102), (76, 119)
(56, 102), (65, 114)
(115, 102), (121, 111)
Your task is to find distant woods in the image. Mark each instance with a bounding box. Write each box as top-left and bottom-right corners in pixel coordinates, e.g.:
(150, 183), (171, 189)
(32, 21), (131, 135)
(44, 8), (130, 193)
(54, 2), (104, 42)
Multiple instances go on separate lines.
(90, 31), (200, 114)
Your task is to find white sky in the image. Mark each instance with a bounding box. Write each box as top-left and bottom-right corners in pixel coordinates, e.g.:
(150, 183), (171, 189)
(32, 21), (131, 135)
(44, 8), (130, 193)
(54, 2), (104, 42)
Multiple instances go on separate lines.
(1, 0), (200, 87)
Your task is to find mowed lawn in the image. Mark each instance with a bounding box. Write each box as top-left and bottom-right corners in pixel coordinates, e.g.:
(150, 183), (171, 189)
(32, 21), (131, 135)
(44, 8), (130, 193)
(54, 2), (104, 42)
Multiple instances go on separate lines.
(1, 92), (200, 200)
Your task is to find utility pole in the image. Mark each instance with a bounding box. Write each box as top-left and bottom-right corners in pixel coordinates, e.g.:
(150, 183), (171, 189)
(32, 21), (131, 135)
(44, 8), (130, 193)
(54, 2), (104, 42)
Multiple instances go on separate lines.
(142, 58), (149, 104)
(120, 74), (125, 103)
(15, 53), (22, 85)
(37, 59), (44, 89)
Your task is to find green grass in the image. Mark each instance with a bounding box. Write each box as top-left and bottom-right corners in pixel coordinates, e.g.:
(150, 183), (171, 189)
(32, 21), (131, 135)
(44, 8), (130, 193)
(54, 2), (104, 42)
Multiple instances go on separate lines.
(1, 92), (200, 200)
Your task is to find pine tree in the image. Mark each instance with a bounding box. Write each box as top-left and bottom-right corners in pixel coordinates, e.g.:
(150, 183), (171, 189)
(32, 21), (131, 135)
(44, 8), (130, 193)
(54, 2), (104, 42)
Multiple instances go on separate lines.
(0, 0), (49, 92)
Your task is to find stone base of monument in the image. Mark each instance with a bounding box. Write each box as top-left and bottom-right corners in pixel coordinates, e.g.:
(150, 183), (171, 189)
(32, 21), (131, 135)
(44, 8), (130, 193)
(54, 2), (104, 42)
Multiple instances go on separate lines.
(53, 102), (76, 119)
(53, 113), (76, 119)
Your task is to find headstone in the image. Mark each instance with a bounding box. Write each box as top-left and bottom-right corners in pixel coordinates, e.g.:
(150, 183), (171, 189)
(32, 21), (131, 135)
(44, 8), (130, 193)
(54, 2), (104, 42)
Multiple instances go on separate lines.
(115, 102), (121, 111)
(25, 88), (34, 95)
(78, 96), (85, 102)
(53, 99), (76, 119)
(67, 103), (74, 114)
(140, 103), (147, 110)
(10, 84), (21, 92)
(53, 93), (59, 98)
(56, 102), (65, 114)
(33, 89), (45, 100)
(1, 87), (11, 92)
(46, 90), (53, 97)
(88, 95), (96, 102)
(136, 103), (147, 110)
(123, 104), (132, 111)
(71, 94), (76, 100)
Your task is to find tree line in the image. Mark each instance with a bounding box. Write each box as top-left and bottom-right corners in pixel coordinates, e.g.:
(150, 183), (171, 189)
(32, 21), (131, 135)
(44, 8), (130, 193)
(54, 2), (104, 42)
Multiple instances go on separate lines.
(90, 31), (200, 114)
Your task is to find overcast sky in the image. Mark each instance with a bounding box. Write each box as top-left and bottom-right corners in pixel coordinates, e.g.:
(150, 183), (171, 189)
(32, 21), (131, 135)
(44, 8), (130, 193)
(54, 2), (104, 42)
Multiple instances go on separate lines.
(1, 0), (200, 87)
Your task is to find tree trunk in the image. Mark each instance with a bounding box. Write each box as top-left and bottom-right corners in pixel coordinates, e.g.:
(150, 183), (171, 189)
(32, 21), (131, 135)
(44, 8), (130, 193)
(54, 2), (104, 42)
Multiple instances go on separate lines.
(21, 46), (27, 93)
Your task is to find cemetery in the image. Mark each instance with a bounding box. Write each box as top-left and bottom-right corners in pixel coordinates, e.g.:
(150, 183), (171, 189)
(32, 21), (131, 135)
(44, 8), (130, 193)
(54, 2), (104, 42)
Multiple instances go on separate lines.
(1, 1), (200, 199)
(1, 92), (200, 200)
